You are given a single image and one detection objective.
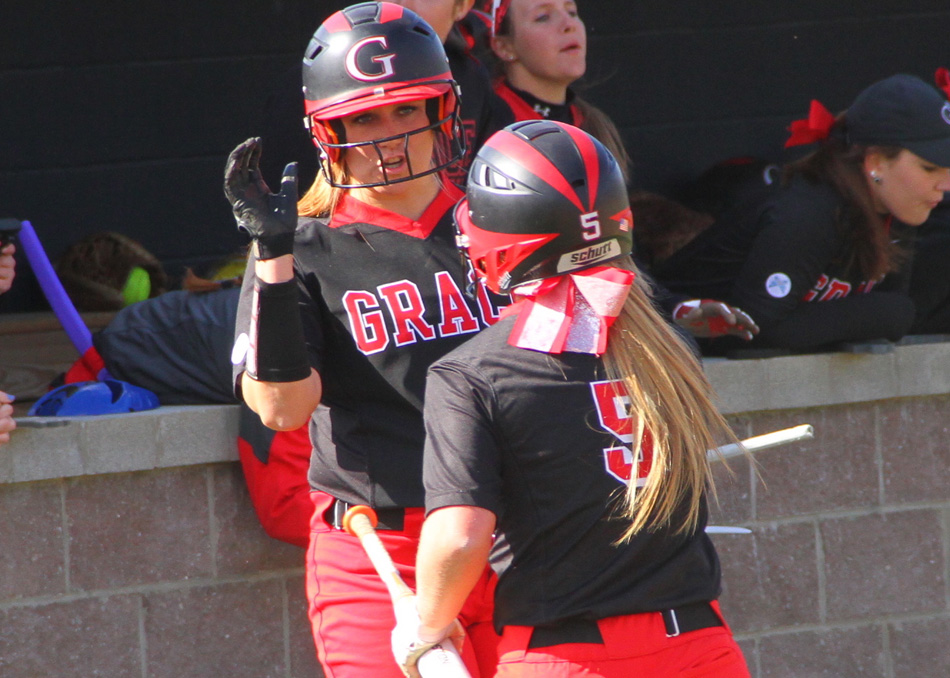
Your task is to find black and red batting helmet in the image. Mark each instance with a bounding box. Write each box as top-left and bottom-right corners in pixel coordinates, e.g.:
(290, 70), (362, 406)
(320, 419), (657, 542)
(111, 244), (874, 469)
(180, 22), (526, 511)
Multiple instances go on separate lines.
(454, 120), (633, 294)
(302, 2), (464, 186)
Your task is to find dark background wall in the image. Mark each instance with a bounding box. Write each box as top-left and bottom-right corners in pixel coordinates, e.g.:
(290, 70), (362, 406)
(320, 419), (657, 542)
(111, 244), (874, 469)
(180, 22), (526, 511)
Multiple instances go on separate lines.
(2, 1), (948, 311)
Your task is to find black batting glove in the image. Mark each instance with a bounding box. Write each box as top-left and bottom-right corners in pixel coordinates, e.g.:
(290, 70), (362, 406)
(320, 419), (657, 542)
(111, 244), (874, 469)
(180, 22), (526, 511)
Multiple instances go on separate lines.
(224, 137), (298, 260)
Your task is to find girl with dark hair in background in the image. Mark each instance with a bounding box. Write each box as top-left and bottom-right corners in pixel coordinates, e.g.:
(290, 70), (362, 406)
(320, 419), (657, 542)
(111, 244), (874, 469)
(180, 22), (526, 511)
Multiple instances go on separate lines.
(653, 73), (950, 351)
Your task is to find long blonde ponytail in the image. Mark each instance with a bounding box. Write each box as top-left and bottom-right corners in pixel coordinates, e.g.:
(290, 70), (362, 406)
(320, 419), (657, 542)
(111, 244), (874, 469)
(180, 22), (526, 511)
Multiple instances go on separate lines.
(603, 258), (737, 540)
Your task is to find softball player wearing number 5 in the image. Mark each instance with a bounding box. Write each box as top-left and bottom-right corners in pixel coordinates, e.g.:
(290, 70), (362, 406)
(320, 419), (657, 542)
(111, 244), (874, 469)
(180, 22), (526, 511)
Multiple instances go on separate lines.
(394, 120), (751, 677)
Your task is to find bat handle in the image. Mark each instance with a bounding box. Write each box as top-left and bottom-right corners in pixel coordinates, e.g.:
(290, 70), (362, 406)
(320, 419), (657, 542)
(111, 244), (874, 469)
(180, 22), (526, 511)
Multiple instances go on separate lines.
(343, 505), (411, 600)
(342, 504), (378, 538)
(341, 505), (472, 678)
(711, 423), (814, 460)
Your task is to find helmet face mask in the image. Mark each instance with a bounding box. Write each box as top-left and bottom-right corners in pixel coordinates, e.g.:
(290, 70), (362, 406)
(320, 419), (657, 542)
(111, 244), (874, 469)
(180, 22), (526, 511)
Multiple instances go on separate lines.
(456, 120), (633, 294)
(302, 2), (465, 188)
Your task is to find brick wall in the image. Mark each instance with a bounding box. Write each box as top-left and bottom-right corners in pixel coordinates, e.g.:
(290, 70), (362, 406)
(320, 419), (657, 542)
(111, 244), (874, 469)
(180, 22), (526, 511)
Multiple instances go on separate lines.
(713, 398), (950, 677)
(0, 463), (321, 678)
(4, 345), (950, 677)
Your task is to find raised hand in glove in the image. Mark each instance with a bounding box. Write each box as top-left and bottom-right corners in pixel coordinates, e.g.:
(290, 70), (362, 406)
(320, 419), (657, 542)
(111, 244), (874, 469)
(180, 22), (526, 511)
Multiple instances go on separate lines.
(674, 299), (759, 341)
(391, 595), (467, 678)
(224, 137), (298, 261)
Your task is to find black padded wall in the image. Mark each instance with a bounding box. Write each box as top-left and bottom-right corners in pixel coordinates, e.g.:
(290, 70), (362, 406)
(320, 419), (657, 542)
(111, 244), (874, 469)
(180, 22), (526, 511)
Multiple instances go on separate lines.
(2, 1), (948, 311)
(582, 1), (950, 192)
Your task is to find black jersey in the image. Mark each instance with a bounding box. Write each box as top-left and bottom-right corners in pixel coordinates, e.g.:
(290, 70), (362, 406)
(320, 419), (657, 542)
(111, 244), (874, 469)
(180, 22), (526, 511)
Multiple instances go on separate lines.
(654, 175), (916, 349)
(422, 315), (720, 631)
(234, 187), (506, 509)
(493, 80), (583, 126)
(443, 28), (513, 188)
(908, 198), (950, 333)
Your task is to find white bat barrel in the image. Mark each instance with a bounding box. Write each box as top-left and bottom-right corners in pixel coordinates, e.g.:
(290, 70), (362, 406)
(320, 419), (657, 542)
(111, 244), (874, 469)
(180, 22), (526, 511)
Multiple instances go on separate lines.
(710, 424), (814, 460)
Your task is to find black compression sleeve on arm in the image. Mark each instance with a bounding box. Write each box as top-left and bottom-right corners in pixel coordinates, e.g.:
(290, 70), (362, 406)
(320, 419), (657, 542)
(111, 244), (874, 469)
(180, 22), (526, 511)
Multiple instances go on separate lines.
(246, 279), (312, 383)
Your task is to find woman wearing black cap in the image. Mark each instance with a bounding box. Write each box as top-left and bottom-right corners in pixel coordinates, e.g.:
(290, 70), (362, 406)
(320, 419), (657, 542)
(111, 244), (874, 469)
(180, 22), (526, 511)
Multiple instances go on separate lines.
(652, 73), (950, 352)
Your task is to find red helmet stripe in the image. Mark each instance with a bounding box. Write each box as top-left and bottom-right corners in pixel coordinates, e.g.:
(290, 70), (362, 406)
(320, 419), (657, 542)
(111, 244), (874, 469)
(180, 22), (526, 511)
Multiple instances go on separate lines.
(305, 76), (453, 117)
(558, 123), (600, 212)
(322, 10), (353, 33)
(485, 131), (585, 212)
(378, 2), (405, 22)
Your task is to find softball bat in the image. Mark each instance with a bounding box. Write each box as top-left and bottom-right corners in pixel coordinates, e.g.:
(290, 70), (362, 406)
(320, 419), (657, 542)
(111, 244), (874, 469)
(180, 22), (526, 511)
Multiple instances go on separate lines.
(341, 505), (471, 678)
(710, 424), (814, 461)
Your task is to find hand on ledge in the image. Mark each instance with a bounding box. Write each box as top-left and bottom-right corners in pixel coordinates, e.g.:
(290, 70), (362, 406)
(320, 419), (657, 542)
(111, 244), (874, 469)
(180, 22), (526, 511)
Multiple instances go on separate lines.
(674, 299), (760, 341)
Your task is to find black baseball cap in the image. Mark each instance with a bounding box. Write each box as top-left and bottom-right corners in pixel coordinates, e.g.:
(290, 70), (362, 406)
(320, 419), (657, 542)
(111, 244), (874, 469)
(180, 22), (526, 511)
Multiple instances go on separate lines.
(846, 74), (950, 167)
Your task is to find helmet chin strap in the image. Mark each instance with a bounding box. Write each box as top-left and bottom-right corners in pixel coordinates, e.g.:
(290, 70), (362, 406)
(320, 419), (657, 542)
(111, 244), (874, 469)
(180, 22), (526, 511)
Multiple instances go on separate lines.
(314, 112), (463, 189)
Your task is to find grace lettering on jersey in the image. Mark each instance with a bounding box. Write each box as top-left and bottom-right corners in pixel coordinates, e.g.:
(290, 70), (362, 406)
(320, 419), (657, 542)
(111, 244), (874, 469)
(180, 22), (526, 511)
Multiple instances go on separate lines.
(343, 271), (503, 355)
(590, 380), (653, 487)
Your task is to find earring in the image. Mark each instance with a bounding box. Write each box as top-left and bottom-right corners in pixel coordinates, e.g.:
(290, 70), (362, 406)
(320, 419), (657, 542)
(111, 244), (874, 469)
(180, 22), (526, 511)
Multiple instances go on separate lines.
(870, 170), (882, 185)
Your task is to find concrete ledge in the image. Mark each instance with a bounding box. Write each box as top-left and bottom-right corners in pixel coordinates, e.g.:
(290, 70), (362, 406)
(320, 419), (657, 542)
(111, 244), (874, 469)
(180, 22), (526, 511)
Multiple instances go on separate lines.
(3, 405), (240, 484)
(706, 340), (950, 414)
(5, 340), (950, 485)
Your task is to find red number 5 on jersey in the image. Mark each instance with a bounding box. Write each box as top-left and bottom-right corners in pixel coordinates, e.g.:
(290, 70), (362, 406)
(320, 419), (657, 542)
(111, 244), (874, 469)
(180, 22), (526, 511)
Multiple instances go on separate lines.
(590, 380), (653, 486)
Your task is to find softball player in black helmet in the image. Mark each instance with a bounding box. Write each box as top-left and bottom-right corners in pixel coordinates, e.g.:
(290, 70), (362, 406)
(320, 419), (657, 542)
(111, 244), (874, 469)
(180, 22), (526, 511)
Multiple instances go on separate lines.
(393, 120), (751, 677)
(226, 4), (505, 676)
(302, 1), (465, 187)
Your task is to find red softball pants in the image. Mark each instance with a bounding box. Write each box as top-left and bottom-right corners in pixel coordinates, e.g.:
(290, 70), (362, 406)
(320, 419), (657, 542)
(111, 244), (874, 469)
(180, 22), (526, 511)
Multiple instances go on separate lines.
(493, 602), (750, 678)
(306, 491), (500, 678)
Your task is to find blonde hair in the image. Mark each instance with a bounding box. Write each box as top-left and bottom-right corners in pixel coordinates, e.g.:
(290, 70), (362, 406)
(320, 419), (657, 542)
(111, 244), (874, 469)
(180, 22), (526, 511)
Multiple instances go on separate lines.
(602, 258), (738, 539)
(297, 160), (348, 218)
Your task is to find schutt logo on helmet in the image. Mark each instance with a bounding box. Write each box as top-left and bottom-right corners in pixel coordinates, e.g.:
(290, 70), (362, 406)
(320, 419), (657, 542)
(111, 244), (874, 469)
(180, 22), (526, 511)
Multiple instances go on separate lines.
(456, 119), (633, 294)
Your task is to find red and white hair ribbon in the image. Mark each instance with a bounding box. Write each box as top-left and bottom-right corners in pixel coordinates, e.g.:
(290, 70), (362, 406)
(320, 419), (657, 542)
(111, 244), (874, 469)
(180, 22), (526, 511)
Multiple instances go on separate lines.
(936, 67), (950, 101)
(501, 266), (635, 355)
(490, 0), (510, 36)
(784, 99), (836, 148)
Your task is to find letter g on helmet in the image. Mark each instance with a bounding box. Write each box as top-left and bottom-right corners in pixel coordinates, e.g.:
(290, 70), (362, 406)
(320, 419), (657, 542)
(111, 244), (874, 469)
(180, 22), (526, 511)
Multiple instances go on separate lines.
(301, 1), (463, 184)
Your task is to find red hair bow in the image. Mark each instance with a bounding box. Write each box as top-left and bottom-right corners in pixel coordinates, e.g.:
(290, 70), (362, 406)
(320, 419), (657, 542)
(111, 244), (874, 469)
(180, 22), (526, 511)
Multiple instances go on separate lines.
(490, 0), (510, 36)
(936, 67), (950, 101)
(784, 100), (836, 148)
(502, 266), (635, 356)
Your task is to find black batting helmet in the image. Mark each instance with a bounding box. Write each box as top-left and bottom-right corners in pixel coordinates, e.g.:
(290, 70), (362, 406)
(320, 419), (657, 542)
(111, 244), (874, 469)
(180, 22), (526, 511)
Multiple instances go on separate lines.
(454, 120), (633, 294)
(302, 2), (464, 187)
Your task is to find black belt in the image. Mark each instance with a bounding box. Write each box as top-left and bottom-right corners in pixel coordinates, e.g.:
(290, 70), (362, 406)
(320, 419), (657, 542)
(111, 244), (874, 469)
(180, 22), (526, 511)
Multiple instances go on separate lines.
(328, 499), (406, 531)
(527, 602), (722, 649)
